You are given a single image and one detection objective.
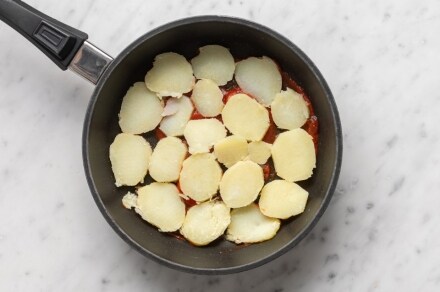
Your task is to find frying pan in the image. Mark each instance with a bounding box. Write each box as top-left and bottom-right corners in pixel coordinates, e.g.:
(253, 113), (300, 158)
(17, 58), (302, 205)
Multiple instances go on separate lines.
(0, 0), (342, 274)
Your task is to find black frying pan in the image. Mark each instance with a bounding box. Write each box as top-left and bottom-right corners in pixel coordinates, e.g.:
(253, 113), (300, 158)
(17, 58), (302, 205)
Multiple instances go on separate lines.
(0, 0), (342, 274)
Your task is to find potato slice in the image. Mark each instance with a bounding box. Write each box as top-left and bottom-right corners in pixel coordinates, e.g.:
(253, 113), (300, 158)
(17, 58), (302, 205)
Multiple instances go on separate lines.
(180, 201), (230, 246)
(118, 82), (164, 134)
(221, 94), (270, 141)
(145, 52), (195, 98)
(109, 133), (152, 187)
(149, 136), (187, 182)
(191, 45), (235, 86)
(235, 56), (282, 106)
(136, 183), (185, 232)
(259, 180), (309, 219)
(247, 141), (272, 164)
(122, 192), (137, 209)
(159, 96), (193, 136)
(179, 153), (222, 202)
(183, 119), (227, 154)
(272, 129), (316, 182)
(219, 161), (264, 208)
(271, 88), (309, 130)
(226, 203), (280, 244)
(214, 135), (248, 168)
(191, 79), (224, 117)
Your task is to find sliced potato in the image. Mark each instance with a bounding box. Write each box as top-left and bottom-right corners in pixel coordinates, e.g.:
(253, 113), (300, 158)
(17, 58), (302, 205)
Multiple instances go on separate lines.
(219, 161), (264, 208)
(191, 45), (235, 86)
(259, 180), (309, 219)
(136, 183), (185, 232)
(159, 96), (193, 136)
(161, 97), (180, 117)
(122, 192), (137, 209)
(235, 56), (282, 106)
(191, 79), (224, 117)
(226, 203), (280, 244)
(179, 153), (222, 202)
(272, 129), (316, 182)
(183, 119), (227, 154)
(271, 88), (309, 130)
(180, 201), (230, 246)
(247, 141), (272, 164)
(214, 135), (248, 168)
(149, 136), (187, 182)
(221, 94), (270, 141)
(118, 82), (164, 134)
(145, 52), (195, 98)
(109, 133), (152, 187)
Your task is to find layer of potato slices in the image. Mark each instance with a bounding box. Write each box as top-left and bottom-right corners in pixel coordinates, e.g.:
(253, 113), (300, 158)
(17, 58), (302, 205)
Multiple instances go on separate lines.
(191, 45), (235, 86)
(118, 82), (164, 134)
(235, 56), (282, 106)
(226, 203), (280, 244)
(214, 135), (248, 168)
(220, 161), (264, 208)
(149, 136), (187, 182)
(159, 96), (194, 136)
(184, 119), (227, 154)
(179, 153), (222, 202)
(271, 88), (309, 130)
(272, 129), (316, 182)
(259, 180), (309, 219)
(221, 93), (270, 141)
(109, 133), (152, 187)
(191, 79), (224, 117)
(247, 141), (272, 164)
(180, 201), (231, 246)
(114, 46), (318, 247)
(145, 52), (195, 98)
(136, 183), (185, 232)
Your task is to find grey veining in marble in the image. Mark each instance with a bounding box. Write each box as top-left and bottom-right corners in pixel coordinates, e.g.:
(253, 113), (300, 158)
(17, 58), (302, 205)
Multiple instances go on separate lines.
(1, 0), (440, 291)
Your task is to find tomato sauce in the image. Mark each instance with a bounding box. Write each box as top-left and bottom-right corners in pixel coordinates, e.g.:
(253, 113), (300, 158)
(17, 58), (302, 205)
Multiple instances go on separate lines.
(262, 164), (271, 181)
(155, 128), (166, 140)
(262, 110), (278, 144)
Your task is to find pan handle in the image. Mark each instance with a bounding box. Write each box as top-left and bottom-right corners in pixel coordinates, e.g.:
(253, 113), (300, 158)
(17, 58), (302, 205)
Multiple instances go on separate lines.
(0, 0), (113, 84)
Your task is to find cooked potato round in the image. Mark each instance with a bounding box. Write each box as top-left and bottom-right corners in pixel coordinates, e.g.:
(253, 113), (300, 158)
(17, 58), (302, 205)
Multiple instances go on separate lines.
(145, 52), (195, 98)
(271, 88), (309, 130)
(122, 192), (137, 209)
(219, 161), (264, 208)
(191, 79), (224, 117)
(235, 56), (282, 106)
(221, 94), (270, 141)
(226, 203), (280, 244)
(247, 141), (272, 164)
(191, 45), (235, 86)
(136, 183), (185, 232)
(180, 201), (231, 246)
(214, 135), (248, 168)
(183, 119), (227, 154)
(149, 136), (187, 182)
(259, 180), (309, 219)
(118, 82), (164, 134)
(109, 133), (152, 187)
(159, 96), (193, 136)
(272, 129), (316, 182)
(179, 153), (222, 202)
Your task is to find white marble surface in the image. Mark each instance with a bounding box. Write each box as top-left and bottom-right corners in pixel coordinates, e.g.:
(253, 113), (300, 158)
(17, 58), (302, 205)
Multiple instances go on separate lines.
(1, 0), (439, 291)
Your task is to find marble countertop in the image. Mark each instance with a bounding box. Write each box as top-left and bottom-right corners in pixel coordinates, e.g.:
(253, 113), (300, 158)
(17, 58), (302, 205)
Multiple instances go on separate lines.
(1, 0), (439, 291)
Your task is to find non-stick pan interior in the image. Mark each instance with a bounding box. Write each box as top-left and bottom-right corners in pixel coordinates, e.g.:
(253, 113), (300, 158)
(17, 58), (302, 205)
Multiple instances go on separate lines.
(83, 16), (341, 274)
